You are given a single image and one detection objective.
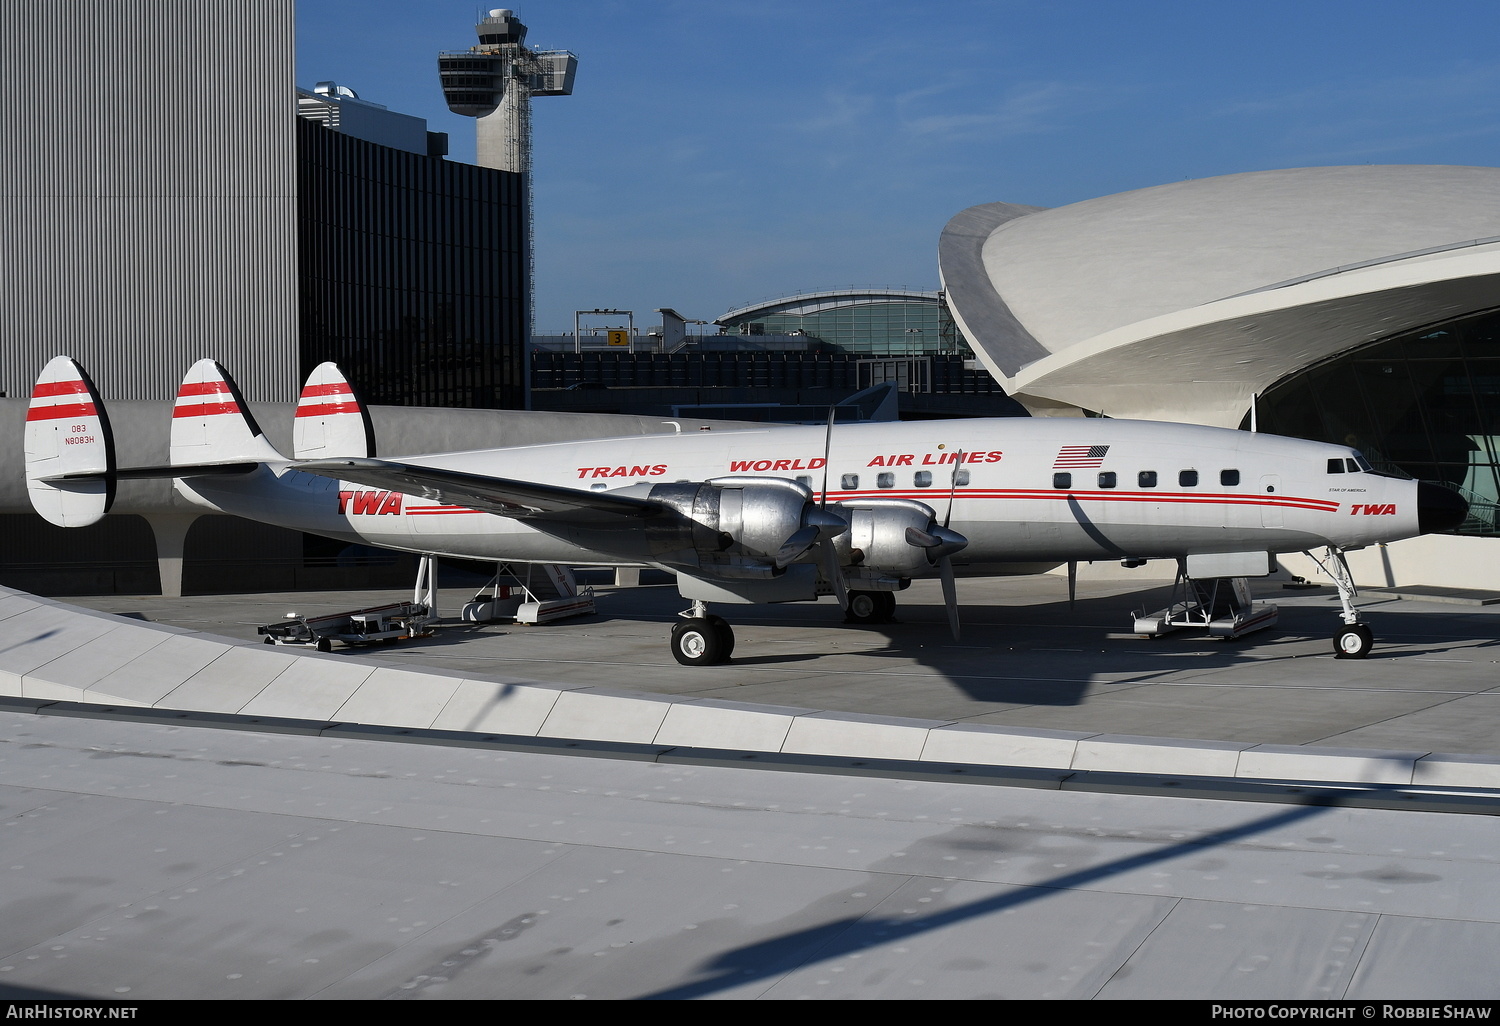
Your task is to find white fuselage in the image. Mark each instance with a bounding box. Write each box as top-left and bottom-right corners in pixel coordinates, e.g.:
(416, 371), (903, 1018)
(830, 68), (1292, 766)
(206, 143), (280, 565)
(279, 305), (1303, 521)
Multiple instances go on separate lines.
(178, 418), (1422, 574)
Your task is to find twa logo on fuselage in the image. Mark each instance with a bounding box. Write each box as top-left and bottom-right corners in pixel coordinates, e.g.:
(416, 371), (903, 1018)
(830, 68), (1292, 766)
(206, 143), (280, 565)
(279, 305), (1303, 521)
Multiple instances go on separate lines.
(339, 490), (403, 515)
(1351, 503), (1397, 515)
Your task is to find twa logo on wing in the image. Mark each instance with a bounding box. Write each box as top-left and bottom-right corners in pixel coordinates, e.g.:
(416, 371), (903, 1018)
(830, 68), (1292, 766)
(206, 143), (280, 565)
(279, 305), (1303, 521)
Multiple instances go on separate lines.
(1350, 504), (1397, 515)
(339, 490), (403, 515)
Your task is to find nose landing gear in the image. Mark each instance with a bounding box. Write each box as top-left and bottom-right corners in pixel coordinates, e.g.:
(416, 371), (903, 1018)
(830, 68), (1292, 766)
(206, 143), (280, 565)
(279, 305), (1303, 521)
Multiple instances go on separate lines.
(670, 601), (735, 665)
(1306, 546), (1375, 658)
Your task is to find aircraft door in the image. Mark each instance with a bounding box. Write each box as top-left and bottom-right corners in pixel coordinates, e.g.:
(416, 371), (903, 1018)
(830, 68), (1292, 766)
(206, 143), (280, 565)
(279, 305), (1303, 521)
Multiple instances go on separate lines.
(1259, 475), (1283, 528)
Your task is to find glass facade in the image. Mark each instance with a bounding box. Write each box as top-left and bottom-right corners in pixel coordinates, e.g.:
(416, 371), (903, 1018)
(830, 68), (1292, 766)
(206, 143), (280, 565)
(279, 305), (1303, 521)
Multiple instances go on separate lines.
(1251, 307), (1500, 535)
(716, 291), (968, 358)
(297, 118), (528, 409)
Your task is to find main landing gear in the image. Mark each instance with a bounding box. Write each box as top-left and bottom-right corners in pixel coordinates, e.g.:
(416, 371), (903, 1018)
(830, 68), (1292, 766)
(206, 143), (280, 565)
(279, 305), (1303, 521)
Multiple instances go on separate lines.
(1305, 545), (1375, 658)
(671, 601), (735, 666)
(844, 589), (897, 624)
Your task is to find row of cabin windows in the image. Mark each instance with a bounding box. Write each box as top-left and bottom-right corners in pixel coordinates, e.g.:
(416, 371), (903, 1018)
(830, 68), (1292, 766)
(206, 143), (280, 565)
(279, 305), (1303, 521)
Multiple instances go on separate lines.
(1053, 469), (1241, 490)
(595, 458), (1364, 492)
(836, 470), (973, 490)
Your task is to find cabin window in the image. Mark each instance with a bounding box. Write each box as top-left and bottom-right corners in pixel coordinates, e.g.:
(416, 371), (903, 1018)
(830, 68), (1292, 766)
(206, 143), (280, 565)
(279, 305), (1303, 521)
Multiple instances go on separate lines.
(841, 473), (859, 490)
(1138, 470), (1157, 488)
(1179, 470), (1199, 487)
(914, 471), (932, 488)
(1053, 472), (1072, 489)
(590, 483), (607, 491)
(1098, 471), (1116, 488)
(1220, 469), (1240, 486)
(1327, 458), (1346, 474)
(877, 472), (895, 489)
(795, 475), (812, 489)
(954, 470), (971, 487)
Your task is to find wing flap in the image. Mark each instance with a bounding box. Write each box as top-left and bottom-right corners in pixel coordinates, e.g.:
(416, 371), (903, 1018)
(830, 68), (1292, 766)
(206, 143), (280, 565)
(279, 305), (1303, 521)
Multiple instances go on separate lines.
(294, 457), (661, 520)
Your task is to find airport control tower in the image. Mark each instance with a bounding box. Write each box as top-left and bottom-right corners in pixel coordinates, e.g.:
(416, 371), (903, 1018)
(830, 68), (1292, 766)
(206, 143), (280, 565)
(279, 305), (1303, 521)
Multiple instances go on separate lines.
(439, 8), (576, 174)
(440, 9), (576, 333)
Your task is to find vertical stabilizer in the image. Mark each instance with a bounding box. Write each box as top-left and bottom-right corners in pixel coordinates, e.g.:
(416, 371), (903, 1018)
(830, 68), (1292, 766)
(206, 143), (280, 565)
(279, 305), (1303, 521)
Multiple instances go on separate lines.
(24, 357), (115, 527)
(170, 360), (285, 465)
(293, 362), (376, 459)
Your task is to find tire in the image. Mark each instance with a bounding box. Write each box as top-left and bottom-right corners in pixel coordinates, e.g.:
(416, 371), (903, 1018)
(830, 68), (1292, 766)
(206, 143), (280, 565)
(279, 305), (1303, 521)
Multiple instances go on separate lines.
(846, 591), (880, 623)
(315, 637), (332, 653)
(846, 591), (896, 624)
(705, 615), (735, 660)
(1333, 623), (1374, 659)
(671, 618), (728, 666)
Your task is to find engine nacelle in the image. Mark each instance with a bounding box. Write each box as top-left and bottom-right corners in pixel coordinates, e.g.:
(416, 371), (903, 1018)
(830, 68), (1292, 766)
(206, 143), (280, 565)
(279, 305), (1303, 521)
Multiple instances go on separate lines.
(645, 477), (846, 575)
(832, 498), (962, 578)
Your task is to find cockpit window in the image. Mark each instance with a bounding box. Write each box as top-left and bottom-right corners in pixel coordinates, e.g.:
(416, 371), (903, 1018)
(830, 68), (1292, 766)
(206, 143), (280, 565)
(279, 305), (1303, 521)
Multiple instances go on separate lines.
(1353, 455), (1373, 472)
(1327, 458), (1345, 474)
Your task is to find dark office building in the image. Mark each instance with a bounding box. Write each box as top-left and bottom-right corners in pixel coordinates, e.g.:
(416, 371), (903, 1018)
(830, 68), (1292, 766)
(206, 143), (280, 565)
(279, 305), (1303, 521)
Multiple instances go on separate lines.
(297, 117), (529, 410)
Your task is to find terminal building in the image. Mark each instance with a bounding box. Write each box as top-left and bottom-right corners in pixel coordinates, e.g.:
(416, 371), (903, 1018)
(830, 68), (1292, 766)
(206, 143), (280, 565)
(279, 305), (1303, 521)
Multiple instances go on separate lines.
(939, 164), (1500, 585)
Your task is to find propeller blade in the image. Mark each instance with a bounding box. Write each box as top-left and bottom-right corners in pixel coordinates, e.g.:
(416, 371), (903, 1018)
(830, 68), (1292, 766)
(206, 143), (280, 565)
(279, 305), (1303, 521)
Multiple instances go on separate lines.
(819, 407), (835, 509)
(940, 555), (960, 640)
(818, 538), (849, 610)
(1067, 560), (1077, 610)
(772, 525), (820, 568)
(906, 525), (941, 549)
(943, 450), (964, 528)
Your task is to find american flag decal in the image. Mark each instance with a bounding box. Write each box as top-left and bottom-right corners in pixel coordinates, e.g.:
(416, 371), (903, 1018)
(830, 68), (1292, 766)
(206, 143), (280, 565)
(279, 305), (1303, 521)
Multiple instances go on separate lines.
(1054, 444), (1109, 468)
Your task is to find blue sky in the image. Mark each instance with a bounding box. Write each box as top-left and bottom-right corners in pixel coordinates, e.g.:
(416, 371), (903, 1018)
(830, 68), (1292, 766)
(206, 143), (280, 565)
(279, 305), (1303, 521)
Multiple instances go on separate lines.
(297, 1), (1500, 332)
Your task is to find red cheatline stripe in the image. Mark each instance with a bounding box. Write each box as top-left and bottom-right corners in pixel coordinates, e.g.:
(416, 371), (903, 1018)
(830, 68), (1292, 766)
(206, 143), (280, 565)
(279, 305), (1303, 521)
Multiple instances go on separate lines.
(816, 488), (1340, 511)
(294, 402), (363, 417)
(176, 380), (232, 398)
(299, 383), (354, 398)
(26, 402), (97, 421)
(172, 401), (241, 418)
(31, 379), (90, 398)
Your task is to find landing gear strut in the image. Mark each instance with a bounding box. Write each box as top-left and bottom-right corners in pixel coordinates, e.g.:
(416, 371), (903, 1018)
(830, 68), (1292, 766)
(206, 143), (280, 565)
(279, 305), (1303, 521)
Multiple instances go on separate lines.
(1305, 546), (1374, 658)
(671, 601), (734, 665)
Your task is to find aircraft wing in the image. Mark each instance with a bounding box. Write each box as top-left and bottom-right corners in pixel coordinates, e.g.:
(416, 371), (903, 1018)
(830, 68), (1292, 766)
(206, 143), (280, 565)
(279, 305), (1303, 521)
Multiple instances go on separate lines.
(294, 457), (662, 520)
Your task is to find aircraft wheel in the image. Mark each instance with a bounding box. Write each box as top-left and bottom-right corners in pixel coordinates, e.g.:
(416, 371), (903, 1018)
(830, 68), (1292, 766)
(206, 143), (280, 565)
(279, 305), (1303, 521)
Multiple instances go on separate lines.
(316, 637), (332, 653)
(1333, 623), (1374, 659)
(671, 618), (729, 666)
(705, 615), (735, 659)
(846, 590), (893, 624)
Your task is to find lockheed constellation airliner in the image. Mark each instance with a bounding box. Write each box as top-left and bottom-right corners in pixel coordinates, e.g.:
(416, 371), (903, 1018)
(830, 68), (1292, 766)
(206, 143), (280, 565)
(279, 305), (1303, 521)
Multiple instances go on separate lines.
(24, 357), (1467, 664)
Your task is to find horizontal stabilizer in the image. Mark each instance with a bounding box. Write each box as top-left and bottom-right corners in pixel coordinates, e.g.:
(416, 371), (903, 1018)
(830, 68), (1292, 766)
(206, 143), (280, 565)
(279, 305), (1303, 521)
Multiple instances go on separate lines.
(24, 357), (115, 527)
(295, 457), (661, 520)
(38, 462), (262, 484)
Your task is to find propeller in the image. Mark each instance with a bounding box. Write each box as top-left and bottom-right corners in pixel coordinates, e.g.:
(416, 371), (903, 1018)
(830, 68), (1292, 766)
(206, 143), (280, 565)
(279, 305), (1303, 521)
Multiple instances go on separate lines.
(813, 406), (850, 608)
(772, 506), (848, 569)
(904, 450), (968, 639)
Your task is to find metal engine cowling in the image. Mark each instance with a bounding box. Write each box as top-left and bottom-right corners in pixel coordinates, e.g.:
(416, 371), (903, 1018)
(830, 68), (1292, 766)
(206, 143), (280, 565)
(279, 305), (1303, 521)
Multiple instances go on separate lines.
(645, 476), (846, 575)
(832, 497), (967, 577)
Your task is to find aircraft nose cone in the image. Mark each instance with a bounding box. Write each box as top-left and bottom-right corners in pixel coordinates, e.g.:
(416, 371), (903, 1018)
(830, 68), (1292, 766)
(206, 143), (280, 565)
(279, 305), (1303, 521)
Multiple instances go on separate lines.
(1417, 481), (1468, 535)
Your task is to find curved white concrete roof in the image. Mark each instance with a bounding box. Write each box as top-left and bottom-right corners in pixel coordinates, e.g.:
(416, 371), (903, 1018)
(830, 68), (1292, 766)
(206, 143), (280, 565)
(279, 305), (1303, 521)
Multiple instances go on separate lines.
(940, 166), (1500, 425)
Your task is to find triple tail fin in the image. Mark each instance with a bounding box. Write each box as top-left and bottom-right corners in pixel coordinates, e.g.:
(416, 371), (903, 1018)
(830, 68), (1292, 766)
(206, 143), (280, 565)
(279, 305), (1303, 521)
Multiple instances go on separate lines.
(293, 362), (375, 460)
(170, 359), (285, 466)
(24, 356), (115, 527)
